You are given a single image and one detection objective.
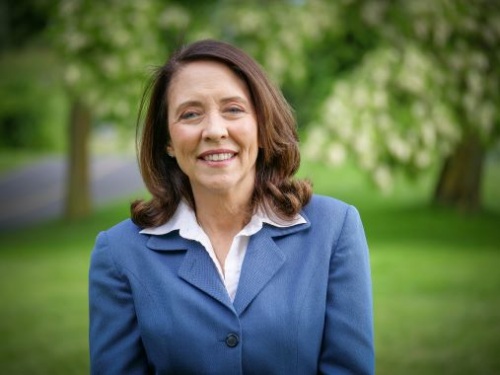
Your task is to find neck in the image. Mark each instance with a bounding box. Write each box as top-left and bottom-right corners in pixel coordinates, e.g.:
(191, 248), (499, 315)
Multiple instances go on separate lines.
(190, 187), (254, 272)
(194, 193), (252, 237)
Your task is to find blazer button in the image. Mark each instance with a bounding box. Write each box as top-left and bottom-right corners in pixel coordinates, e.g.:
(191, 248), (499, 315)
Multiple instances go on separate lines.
(225, 333), (239, 348)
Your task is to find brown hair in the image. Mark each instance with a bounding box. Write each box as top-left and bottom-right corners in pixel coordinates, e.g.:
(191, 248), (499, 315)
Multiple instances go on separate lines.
(131, 39), (312, 228)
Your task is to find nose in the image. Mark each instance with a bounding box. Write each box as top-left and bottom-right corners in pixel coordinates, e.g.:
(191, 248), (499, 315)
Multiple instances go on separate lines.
(202, 111), (228, 141)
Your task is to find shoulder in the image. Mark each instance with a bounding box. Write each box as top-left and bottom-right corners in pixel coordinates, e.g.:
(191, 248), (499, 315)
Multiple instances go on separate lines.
(303, 194), (352, 219)
(92, 219), (148, 259)
(99, 218), (143, 242)
(301, 195), (364, 238)
(91, 218), (168, 280)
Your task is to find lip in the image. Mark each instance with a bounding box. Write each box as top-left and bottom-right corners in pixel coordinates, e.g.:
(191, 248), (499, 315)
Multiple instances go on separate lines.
(198, 149), (237, 159)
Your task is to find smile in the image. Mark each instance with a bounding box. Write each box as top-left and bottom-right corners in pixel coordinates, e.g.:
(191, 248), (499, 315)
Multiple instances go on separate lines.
(201, 153), (235, 162)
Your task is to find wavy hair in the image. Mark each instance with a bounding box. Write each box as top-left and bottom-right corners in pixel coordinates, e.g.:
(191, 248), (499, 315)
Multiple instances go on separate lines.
(131, 40), (311, 228)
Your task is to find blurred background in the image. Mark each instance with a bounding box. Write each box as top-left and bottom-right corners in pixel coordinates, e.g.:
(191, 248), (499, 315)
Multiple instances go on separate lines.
(0, 0), (499, 374)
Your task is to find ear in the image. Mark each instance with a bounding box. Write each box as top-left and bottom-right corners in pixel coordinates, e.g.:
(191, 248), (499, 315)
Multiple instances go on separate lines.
(166, 145), (175, 158)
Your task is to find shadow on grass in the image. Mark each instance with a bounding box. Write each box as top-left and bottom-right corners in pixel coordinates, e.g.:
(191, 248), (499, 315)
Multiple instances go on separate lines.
(363, 203), (500, 251)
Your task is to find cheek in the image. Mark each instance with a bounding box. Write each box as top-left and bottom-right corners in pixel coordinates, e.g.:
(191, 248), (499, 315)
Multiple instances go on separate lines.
(168, 127), (189, 148)
(170, 130), (203, 160)
(237, 119), (258, 142)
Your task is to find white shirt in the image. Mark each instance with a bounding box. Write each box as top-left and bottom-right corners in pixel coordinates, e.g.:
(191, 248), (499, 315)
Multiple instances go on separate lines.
(140, 200), (306, 301)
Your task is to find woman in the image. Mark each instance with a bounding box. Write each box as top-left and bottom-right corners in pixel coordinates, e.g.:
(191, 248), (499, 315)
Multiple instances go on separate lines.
(89, 39), (374, 374)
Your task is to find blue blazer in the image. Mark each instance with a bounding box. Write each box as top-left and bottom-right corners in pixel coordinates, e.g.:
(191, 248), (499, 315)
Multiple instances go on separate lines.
(89, 195), (374, 374)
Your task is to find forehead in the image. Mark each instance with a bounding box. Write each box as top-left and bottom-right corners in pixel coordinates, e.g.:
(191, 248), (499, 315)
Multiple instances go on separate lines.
(167, 60), (250, 104)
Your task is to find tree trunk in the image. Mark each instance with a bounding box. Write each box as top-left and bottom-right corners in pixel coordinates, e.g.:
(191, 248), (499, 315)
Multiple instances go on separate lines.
(433, 134), (484, 213)
(65, 98), (91, 220)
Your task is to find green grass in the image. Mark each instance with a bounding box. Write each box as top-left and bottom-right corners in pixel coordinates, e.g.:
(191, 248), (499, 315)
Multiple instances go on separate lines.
(0, 150), (62, 175)
(0, 199), (131, 375)
(0, 160), (499, 374)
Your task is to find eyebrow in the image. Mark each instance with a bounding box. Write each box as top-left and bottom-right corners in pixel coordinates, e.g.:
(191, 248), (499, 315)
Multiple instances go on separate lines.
(220, 96), (249, 105)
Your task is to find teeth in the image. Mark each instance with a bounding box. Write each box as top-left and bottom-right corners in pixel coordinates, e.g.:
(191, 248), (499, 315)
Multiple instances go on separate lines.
(204, 153), (233, 161)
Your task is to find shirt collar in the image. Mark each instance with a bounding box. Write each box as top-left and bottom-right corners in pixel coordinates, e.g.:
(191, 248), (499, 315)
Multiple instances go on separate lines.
(139, 200), (306, 237)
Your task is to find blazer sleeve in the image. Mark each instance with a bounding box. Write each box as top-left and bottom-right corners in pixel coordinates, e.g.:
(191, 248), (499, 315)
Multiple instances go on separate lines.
(318, 205), (374, 375)
(89, 231), (150, 375)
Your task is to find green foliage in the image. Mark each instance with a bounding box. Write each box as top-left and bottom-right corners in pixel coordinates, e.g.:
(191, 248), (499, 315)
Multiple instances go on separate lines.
(0, 0), (55, 52)
(49, 0), (181, 125)
(380, 0), (500, 142)
(0, 49), (67, 151)
(43, 0), (500, 193)
(302, 0), (500, 190)
(303, 45), (459, 190)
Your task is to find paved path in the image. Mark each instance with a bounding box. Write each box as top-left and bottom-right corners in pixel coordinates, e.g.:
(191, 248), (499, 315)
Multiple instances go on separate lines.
(0, 155), (145, 232)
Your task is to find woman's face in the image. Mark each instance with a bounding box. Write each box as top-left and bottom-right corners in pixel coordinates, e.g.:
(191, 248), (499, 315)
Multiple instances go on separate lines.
(167, 60), (259, 202)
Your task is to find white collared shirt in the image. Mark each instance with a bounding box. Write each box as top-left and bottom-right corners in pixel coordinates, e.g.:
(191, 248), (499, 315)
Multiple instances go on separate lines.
(140, 200), (306, 301)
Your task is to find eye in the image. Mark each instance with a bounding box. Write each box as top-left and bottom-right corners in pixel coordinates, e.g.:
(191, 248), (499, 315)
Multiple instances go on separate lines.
(179, 111), (199, 120)
(225, 106), (244, 115)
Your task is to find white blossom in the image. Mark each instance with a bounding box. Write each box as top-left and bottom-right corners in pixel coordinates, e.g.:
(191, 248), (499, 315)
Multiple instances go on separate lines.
(414, 150), (432, 169)
(373, 165), (393, 193)
(64, 65), (81, 85)
(387, 134), (411, 162)
(158, 5), (190, 30)
(327, 143), (347, 165)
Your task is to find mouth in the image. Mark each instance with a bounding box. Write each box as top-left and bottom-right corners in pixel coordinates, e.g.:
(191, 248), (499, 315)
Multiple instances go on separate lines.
(198, 150), (237, 162)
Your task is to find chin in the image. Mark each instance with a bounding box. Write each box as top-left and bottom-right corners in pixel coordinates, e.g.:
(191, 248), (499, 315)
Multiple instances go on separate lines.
(194, 179), (234, 192)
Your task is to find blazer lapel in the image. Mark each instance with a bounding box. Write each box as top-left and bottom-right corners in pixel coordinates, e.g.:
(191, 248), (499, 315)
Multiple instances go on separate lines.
(146, 234), (233, 310)
(145, 216), (310, 316)
(233, 221), (310, 316)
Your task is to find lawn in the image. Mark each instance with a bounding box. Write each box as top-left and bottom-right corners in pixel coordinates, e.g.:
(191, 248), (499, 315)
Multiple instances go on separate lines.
(0, 158), (499, 374)
(0, 150), (62, 175)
